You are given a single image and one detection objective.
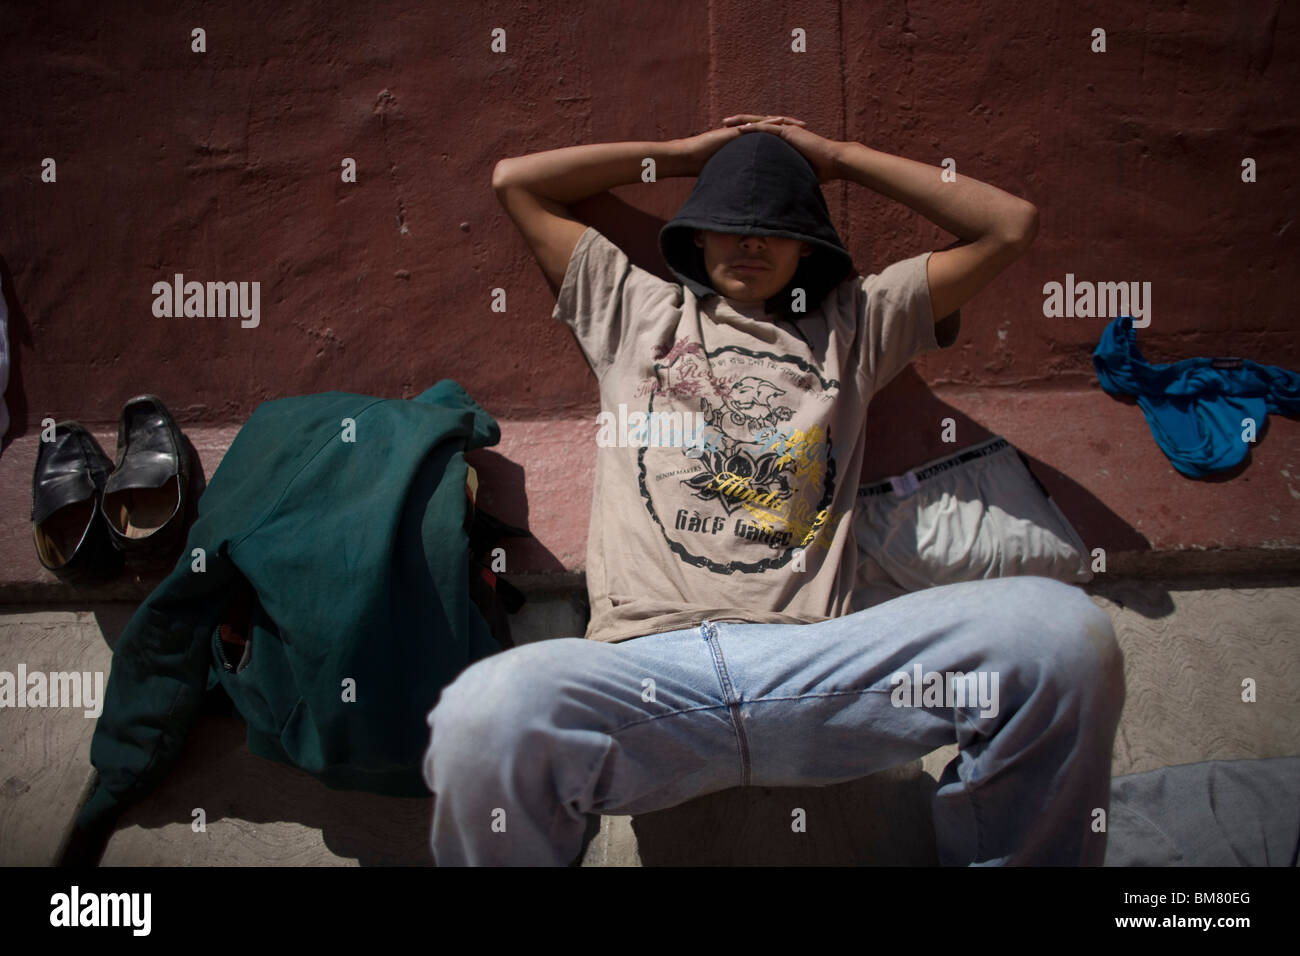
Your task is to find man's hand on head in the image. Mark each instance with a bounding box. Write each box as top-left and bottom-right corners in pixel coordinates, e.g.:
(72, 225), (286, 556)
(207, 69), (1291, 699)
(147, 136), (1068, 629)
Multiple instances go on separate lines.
(677, 115), (818, 177)
(725, 114), (844, 184)
(722, 114), (807, 128)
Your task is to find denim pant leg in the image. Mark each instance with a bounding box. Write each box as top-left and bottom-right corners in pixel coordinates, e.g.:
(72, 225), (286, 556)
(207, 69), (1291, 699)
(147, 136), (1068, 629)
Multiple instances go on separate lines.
(423, 626), (744, 866)
(714, 575), (1126, 865)
(424, 575), (1125, 866)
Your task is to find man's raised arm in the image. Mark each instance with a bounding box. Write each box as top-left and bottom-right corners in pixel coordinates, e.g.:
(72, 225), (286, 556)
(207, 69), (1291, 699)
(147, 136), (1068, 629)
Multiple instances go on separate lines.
(725, 117), (1037, 321)
(491, 141), (695, 294)
(491, 118), (808, 294)
(831, 141), (1039, 321)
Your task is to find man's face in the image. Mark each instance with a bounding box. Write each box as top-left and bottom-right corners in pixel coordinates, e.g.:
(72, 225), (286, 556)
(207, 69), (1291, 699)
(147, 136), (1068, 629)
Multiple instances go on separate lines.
(694, 229), (811, 307)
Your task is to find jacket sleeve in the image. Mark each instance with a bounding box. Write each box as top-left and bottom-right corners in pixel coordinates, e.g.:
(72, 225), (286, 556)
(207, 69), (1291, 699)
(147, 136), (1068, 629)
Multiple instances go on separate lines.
(76, 545), (239, 831)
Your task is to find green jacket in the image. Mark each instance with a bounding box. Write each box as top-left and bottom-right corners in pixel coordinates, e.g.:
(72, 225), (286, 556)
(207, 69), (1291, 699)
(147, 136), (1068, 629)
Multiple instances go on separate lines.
(78, 380), (503, 830)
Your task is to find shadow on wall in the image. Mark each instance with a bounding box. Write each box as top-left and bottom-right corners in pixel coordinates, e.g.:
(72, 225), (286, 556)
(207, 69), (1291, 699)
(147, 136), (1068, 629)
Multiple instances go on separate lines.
(465, 448), (567, 574)
(862, 370), (1178, 617)
(863, 366), (1157, 554)
(564, 192), (684, 291)
(1, 255), (29, 453)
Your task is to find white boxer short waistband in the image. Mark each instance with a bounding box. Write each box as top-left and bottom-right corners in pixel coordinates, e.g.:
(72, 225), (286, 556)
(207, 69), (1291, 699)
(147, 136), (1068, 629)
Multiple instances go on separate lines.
(852, 435), (1092, 611)
(857, 436), (1044, 499)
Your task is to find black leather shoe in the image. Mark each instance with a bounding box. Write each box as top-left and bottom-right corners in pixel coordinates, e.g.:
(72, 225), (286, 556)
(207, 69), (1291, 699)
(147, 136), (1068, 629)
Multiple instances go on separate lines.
(100, 395), (194, 567)
(32, 421), (124, 583)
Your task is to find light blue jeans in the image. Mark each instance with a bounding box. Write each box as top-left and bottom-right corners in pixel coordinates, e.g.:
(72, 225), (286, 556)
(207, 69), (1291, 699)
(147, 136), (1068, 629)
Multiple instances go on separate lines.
(423, 575), (1125, 865)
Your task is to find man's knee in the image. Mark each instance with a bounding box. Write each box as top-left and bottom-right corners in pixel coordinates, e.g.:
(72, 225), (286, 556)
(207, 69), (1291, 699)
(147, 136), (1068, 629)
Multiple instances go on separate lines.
(424, 639), (596, 769)
(987, 576), (1125, 712)
(1031, 577), (1123, 711)
(431, 639), (587, 728)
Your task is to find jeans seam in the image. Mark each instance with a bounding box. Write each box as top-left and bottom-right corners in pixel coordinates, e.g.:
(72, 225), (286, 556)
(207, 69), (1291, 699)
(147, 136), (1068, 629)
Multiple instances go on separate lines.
(608, 687), (897, 734)
(951, 707), (1003, 794)
(610, 702), (742, 736)
(703, 622), (751, 788)
(551, 731), (617, 856)
(966, 776), (988, 863)
(949, 708), (993, 861)
(739, 688), (896, 704)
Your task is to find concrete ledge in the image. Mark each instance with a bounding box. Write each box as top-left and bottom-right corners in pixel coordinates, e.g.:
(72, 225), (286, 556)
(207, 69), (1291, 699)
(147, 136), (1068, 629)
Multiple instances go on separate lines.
(1105, 548), (1300, 576)
(4, 575), (1298, 866)
(3, 385), (1298, 602)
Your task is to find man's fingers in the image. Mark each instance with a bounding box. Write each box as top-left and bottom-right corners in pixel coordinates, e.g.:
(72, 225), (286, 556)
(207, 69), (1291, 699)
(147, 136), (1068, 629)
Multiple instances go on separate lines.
(722, 114), (806, 127)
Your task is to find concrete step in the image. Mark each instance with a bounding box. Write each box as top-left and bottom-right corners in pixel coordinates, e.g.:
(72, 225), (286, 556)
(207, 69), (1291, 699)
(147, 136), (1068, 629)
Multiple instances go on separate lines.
(4, 386), (1299, 604)
(1, 575), (1297, 866)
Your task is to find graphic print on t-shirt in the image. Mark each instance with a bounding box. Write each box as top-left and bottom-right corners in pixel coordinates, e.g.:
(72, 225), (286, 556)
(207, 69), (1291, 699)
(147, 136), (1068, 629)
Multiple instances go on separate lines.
(635, 338), (841, 574)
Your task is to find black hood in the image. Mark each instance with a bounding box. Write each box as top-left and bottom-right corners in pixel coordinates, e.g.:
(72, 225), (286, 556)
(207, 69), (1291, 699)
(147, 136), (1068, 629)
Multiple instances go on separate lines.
(658, 131), (855, 318)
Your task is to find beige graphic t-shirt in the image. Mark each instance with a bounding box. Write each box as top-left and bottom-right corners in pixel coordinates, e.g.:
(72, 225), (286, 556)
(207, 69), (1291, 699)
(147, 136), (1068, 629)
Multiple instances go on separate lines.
(552, 225), (955, 643)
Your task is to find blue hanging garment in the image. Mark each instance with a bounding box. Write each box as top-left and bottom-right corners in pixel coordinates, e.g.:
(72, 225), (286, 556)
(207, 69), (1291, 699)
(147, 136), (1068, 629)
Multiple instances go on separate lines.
(1092, 316), (1300, 478)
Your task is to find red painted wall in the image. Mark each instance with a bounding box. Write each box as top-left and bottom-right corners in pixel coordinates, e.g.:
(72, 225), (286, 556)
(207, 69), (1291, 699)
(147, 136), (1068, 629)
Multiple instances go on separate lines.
(4, 0), (1297, 434)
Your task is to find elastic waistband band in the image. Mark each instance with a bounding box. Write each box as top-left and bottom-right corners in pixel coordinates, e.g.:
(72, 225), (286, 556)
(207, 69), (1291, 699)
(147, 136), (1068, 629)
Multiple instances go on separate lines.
(857, 436), (1011, 499)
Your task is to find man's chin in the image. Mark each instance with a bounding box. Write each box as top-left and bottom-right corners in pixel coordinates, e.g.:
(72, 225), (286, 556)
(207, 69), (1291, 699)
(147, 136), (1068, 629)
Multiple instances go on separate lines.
(715, 281), (770, 303)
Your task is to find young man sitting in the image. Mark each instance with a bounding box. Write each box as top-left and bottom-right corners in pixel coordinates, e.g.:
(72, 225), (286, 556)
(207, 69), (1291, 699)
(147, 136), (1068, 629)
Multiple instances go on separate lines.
(423, 114), (1125, 866)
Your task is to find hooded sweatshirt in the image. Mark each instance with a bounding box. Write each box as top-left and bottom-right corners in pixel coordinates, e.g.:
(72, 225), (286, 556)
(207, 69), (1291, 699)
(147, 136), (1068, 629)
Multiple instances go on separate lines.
(658, 130), (855, 319)
(553, 131), (958, 642)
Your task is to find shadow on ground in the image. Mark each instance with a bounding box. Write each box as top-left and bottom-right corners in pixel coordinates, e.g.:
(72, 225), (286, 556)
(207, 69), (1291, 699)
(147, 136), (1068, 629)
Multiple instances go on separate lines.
(97, 709), (943, 866)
